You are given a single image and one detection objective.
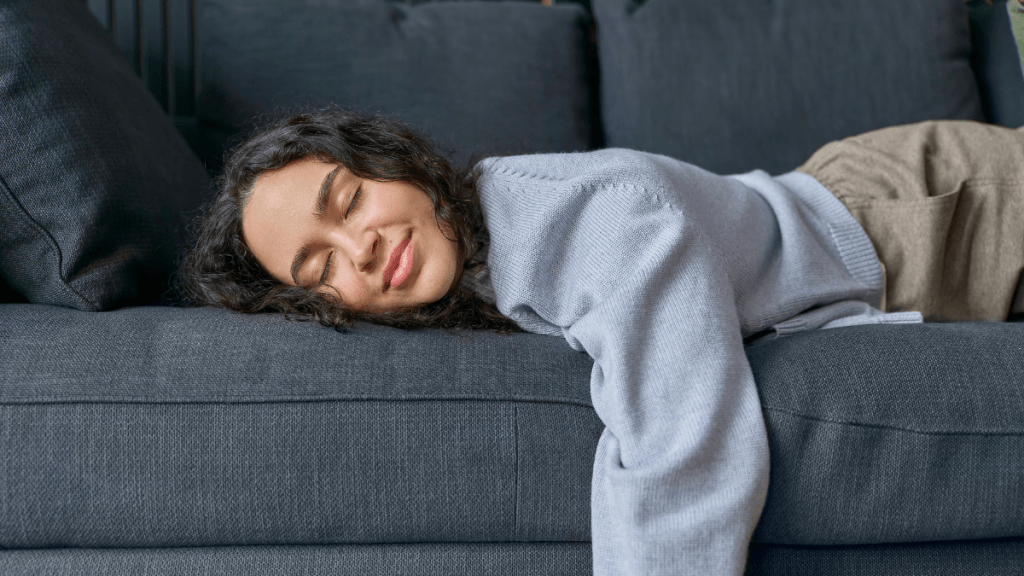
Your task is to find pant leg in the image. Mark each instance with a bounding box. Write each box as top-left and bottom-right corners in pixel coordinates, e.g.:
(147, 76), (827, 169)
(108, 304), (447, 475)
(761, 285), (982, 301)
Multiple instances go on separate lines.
(795, 120), (1024, 322)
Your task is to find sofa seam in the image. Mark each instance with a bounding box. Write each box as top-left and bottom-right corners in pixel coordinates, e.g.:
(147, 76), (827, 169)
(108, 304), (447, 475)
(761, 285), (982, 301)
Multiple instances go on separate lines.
(764, 405), (1024, 436)
(0, 396), (596, 407)
(512, 402), (520, 542)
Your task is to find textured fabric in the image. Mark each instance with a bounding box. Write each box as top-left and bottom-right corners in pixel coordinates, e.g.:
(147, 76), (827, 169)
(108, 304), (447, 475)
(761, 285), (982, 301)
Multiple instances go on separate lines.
(593, 0), (984, 176)
(966, 0), (1024, 128)
(194, 0), (596, 173)
(0, 543), (593, 576)
(747, 321), (1024, 545)
(0, 0), (211, 310)
(748, 538), (1024, 576)
(2, 303), (1023, 557)
(2, 539), (1024, 576)
(473, 149), (921, 576)
(0, 304), (597, 548)
(796, 120), (1024, 322)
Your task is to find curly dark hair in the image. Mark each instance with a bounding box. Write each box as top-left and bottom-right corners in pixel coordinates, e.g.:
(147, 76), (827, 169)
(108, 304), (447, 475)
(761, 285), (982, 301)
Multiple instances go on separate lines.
(173, 108), (524, 335)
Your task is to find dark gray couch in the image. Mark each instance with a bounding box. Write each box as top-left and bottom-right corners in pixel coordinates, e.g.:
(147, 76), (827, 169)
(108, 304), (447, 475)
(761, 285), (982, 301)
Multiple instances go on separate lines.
(2, 0), (1024, 574)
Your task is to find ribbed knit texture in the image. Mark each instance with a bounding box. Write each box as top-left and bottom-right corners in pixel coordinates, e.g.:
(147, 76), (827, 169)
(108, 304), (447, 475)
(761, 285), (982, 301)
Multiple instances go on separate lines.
(473, 148), (922, 576)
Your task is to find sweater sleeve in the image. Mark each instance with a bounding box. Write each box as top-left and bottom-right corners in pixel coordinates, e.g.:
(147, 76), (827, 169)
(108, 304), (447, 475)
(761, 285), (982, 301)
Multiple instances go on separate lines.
(476, 152), (770, 576)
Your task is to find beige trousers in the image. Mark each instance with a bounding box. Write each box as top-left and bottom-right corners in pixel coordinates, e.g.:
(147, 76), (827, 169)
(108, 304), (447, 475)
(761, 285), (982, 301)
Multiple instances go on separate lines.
(795, 120), (1024, 322)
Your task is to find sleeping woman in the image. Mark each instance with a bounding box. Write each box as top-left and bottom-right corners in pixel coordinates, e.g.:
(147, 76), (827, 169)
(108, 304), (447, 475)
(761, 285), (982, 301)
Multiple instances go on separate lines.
(176, 108), (1024, 576)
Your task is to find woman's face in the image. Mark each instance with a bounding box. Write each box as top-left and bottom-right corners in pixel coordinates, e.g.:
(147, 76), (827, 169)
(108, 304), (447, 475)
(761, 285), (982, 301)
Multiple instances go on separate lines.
(242, 157), (460, 313)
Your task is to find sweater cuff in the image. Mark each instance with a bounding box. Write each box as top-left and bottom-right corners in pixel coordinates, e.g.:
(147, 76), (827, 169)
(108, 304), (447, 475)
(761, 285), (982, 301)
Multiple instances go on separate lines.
(775, 170), (885, 308)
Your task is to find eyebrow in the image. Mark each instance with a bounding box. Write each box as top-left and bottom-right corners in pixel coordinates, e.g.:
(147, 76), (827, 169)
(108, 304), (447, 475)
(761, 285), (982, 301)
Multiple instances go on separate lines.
(289, 165), (341, 285)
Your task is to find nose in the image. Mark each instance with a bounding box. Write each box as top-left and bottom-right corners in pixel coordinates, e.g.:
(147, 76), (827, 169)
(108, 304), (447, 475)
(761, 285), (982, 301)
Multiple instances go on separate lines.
(326, 227), (379, 273)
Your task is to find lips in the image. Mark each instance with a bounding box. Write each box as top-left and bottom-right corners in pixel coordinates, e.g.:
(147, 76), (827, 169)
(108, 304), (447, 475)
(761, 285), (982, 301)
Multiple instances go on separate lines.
(383, 235), (411, 289)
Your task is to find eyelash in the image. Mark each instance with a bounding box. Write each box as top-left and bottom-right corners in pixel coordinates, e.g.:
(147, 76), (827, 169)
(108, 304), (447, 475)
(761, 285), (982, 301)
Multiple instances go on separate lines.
(319, 254), (332, 285)
(320, 185), (363, 285)
(346, 185), (362, 217)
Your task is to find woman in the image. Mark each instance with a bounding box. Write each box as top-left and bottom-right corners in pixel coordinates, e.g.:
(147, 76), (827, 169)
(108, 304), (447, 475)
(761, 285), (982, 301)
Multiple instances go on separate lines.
(176, 108), (1024, 576)
(177, 110), (520, 334)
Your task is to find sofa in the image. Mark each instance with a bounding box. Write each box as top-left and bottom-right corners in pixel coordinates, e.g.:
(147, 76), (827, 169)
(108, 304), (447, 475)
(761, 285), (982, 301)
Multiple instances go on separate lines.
(3, 0), (1024, 574)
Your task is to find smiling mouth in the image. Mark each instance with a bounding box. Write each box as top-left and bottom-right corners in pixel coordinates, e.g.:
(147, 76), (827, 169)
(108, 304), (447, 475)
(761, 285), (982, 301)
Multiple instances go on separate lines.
(383, 234), (411, 289)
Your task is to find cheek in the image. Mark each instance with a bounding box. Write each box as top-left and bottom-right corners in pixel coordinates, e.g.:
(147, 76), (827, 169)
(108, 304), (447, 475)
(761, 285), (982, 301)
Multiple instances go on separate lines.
(443, 232), (462, 282)
(319, 272), (366, 307)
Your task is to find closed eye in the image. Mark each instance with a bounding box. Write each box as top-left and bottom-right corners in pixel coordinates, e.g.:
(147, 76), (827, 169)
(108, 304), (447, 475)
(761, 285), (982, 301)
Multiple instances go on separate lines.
(319, 253), (332, 285)
(318, 185), (361, 286)
(347, 185), (362, 217)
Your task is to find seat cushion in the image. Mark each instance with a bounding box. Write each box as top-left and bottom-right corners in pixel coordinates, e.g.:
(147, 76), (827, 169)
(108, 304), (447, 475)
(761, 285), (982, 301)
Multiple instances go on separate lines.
(747, 321), (1024, 545)
(1, 304), (1023, 548)
(0, 0), (211, 310)
(747, 537), (1024, 576)
(0, 304), (598, 548)
(193, 0), (597, 172)
(0, 544), (594, 576)
(1, 539), (1023, 576)
(593, 0), (986, 176)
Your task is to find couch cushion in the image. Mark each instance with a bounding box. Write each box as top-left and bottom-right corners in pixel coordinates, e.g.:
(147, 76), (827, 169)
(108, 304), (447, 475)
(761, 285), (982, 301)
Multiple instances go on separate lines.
(593, 0), (986, 176)
(2, 304), (1024, 548)
(193, 0), (596, 172)
(1, 539), (1023, 576)
(747, 321), (1024, 545)
(0, 544), (594, 576)
(0, 0), (211, 310)
(747, 538), (1024, 576)
(0, 304), (597, 548)
(967, 0), (1024, 128)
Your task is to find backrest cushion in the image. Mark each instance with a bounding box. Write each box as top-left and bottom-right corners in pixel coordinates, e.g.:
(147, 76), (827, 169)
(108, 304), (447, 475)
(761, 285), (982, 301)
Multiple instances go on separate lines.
(593, 0), (986, 176)
(0, 0), (211, 309)
(194, 0), (597, 172)
(967, 0), (1024, 128)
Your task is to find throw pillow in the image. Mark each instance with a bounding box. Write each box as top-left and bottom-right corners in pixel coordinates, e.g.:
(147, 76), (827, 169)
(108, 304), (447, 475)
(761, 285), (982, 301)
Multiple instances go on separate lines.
(0, 0), (211, 310)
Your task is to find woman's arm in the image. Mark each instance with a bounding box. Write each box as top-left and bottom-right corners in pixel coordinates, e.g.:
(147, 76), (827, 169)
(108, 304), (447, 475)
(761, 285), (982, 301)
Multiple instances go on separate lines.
(476, 150), (770, 576)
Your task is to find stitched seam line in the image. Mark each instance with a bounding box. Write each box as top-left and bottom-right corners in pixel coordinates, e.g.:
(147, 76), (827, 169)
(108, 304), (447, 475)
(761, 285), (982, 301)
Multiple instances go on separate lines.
(0, 396), (597, 408)
(764, 405), (1024, 437)
(488, 163), (564, 181)
(512, 403), (520, 541)
(0, 172), (94, 310)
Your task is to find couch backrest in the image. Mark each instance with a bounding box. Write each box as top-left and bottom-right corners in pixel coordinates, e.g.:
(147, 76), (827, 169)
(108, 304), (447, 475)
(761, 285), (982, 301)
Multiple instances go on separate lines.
(968, 0), (1024, 127)
(83, 0), (1024, 178)
(84, 0), (598, 175)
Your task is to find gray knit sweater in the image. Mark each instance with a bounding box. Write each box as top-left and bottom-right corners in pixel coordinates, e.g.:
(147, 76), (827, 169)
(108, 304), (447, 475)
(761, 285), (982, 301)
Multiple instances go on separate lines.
(470, 148), (922, 576)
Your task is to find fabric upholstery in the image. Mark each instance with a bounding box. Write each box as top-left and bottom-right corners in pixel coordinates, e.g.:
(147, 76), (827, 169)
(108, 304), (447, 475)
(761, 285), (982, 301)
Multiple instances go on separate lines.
(747, 538), (1024, 576)
(2, 539), (1024, 576)
(0, 544), (593, 576)
(194, 0), (597, 172)
(967, 0), (1024, 128)
(593, 0), (986, 176)
(2, 304), (1023, 549)
(0, 304), (597, 548)
(747, 321), (1024, 545)
(0, 0), (211, 310)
